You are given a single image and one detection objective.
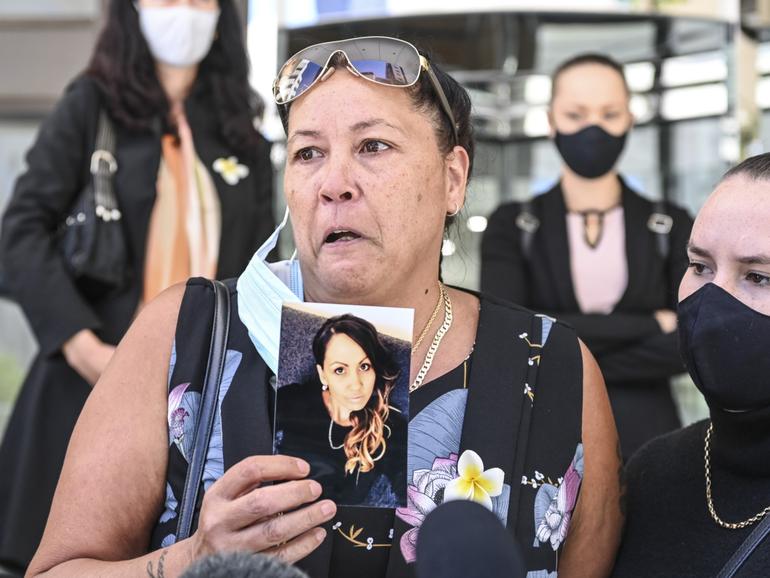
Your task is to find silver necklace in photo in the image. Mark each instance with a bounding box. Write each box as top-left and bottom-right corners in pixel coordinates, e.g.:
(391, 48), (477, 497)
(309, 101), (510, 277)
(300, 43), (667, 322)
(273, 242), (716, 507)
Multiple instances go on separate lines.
(328, 418), (345, 450)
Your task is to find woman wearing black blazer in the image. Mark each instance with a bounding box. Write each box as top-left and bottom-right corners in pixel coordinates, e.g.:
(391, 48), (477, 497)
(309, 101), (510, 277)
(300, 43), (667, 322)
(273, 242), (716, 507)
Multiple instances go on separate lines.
(481, 54), (693, 461)
(0, 0), (273, 570)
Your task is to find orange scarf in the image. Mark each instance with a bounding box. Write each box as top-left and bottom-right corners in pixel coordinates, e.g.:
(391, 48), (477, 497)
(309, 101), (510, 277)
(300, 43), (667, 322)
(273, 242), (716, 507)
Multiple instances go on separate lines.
(143, 113), (221, 303)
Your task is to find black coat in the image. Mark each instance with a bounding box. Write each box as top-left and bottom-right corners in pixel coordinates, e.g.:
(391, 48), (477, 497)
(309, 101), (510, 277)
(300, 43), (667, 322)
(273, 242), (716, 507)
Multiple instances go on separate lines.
(0, 75), (274, 568)
(480, 178), (693, 460)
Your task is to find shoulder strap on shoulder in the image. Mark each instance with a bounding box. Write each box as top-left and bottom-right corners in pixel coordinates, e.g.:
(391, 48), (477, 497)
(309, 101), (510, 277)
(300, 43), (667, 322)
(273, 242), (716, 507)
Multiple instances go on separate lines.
(460, 299), (543, 529)
(516, 200), (540, 260)
(716, 512), (770, 578)
(91, 111), (121, 221)
(176, 278), (231, 540)
(648, 200), (673, 261)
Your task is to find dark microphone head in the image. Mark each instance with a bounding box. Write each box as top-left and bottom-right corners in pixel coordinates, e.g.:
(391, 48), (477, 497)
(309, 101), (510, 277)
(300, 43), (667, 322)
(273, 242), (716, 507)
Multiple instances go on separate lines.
(180, 551), (310, 578)
(416, 500), (526, 578)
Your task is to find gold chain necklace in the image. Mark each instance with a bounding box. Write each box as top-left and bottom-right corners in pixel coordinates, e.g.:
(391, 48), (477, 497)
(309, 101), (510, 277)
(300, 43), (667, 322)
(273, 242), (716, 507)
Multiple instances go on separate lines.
(704, 422), (770, 529)
(412, 282), (443, 354)
(410, 283), (452, 393)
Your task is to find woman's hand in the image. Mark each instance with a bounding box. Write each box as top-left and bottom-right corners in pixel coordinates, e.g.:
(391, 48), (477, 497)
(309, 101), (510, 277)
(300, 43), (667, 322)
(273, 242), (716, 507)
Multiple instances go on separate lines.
(653, 309), (678, 334)
(190, 455), (337, 564)
(62, 329), (116, 386)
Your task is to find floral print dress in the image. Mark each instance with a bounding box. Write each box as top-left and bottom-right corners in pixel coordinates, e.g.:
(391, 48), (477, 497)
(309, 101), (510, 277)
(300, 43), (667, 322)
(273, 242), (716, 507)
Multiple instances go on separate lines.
(150, 280), (584, 577)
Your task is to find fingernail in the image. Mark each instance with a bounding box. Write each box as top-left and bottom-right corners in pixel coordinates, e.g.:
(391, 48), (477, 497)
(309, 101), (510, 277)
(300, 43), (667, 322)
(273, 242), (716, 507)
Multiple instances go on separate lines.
(296, 459), (310, 475)
(315, 528), (327, 542)
(309, 481), (322, 498)
(321, 501), (336, 516)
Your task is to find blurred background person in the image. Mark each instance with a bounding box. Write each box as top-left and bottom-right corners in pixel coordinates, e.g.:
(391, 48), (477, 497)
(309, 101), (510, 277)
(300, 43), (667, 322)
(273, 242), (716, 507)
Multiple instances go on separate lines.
(613, 153), (770, 577)
(0, 0), (274, 571)
(481, 53), (693, 460)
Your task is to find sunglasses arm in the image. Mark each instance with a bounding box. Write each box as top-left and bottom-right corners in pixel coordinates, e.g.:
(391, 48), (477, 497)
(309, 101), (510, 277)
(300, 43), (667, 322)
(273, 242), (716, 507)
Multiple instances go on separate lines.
(420, 56), (460, 146)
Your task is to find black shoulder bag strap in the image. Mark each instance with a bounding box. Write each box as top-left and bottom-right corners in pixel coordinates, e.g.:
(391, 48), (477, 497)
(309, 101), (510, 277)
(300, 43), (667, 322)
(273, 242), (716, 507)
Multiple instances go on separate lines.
(459, 299), (541, 529)
(716, 514), (770, 578)
(176, 279), (231, 540)
(648, 200), (673, 262)
(516, 200), (540, 261)
(91, 111), (121, 220)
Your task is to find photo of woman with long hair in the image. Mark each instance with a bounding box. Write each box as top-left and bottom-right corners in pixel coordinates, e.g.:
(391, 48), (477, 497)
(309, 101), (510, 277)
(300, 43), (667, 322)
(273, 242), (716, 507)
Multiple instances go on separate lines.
(275, 312), (408, 508)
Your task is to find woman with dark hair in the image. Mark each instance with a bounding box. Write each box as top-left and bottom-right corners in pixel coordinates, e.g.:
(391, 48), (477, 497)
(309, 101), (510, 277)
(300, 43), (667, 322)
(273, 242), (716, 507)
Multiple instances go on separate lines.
(29, 37), (621, 577)
(0, 0), (273, 570)
(481, 53), (694, 461)
(613, 153), (770, 576)
(275, 314), (407, 507)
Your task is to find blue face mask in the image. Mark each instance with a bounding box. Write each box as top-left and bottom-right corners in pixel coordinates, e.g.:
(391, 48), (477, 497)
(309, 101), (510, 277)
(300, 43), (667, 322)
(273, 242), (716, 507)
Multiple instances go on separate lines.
(237, 208), (303, 373)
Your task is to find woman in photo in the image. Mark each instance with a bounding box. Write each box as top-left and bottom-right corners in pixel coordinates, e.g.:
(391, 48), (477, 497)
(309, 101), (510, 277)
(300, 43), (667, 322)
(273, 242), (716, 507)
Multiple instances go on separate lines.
(276, 314), (407, 508)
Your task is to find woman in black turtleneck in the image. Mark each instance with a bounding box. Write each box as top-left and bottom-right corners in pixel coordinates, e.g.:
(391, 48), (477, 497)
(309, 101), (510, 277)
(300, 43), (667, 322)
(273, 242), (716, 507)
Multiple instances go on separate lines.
(612, 153), (770, 577)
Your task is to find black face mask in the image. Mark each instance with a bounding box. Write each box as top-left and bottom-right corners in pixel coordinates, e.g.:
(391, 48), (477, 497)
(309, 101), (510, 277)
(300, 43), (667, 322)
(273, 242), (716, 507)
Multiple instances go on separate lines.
(678, 283), (770, 412)
(554, 125), (627, 179)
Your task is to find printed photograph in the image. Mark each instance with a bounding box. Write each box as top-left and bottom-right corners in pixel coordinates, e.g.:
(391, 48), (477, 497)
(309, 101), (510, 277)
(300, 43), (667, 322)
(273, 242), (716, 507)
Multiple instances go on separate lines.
(274, 302), (412, 508)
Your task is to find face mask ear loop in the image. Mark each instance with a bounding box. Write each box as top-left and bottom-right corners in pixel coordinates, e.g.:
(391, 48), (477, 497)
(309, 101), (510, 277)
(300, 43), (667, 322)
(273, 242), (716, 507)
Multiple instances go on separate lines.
(256, 206), (290, 260)
(278, 205), (290, 230)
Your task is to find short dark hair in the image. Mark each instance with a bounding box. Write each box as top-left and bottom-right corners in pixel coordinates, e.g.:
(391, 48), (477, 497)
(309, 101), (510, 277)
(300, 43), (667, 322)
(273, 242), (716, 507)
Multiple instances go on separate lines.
(550, 53), (629, 102)
(86, 0), (266, 162)
(721, 152), (770, 183)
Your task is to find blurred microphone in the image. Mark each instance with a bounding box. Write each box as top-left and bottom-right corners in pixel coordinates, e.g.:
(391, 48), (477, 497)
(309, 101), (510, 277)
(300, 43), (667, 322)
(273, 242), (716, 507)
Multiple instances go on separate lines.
(180, 551), (310, 578)
(416, 500), (526, 578)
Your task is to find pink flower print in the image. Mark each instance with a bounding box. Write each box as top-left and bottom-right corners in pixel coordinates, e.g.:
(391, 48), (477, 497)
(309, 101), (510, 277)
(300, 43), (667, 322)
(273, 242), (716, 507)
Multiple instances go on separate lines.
(167, 382), (191, 460)
(534, 444), (583, 551)
(169, 408), (189, 444)
(395, 453), (459, 563)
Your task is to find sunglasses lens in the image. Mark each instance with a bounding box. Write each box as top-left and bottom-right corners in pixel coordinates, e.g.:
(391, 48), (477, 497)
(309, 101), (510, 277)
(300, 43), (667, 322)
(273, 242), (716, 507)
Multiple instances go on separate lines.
(348, 60), (413, 85)
(342, 37), (421, 84)
(274, 54), (326, 105)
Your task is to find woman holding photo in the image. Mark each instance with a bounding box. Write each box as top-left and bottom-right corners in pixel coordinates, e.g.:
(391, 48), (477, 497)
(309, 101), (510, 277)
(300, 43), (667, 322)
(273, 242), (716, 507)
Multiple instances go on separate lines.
(29, 37), (622, 578)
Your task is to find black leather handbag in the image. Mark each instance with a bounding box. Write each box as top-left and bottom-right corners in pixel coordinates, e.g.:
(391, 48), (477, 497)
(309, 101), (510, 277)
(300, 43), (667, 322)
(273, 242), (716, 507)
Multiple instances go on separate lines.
(57, 110), (128, 294)
(0, 110), (126, 300)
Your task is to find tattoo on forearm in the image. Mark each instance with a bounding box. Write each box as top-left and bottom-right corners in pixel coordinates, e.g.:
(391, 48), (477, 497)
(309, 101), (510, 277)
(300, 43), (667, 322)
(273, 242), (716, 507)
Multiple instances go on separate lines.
(146, 550), (168, 578)
(617, 440), (627, 517)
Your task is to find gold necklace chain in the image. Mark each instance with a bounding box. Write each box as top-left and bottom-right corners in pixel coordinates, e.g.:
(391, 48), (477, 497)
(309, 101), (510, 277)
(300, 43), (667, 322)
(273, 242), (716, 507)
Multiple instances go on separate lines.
(704, 421), (770, 529)
(410, 283), (452, 393)
(412, 282), (443, 354)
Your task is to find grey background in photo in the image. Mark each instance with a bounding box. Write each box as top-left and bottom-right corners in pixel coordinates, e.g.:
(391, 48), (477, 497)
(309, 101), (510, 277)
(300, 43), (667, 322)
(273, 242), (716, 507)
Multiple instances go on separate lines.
(277, 306), (411, 416)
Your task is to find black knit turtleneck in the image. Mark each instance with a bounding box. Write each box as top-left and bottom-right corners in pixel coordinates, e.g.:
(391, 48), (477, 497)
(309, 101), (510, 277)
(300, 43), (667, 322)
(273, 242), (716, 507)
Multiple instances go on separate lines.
(612, 412), (770, 578)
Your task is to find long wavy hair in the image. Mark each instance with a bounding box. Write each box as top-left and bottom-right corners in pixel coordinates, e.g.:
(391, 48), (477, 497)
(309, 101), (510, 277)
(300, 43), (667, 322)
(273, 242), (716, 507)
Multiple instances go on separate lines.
(313, 314), (400, 475)
(85, 0), (265, 161)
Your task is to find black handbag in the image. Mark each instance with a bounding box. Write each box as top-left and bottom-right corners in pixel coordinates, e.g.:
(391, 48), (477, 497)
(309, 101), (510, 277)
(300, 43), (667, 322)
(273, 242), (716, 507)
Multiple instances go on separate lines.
(57, 110), (128, 293)
(0, 110), (127, 300)
(176, 279), (231, 540)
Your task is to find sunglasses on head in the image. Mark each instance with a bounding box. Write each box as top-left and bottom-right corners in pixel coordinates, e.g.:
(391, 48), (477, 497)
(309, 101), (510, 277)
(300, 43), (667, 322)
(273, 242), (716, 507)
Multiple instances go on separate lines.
(273, 36), (459, 145)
